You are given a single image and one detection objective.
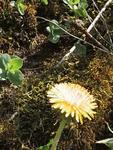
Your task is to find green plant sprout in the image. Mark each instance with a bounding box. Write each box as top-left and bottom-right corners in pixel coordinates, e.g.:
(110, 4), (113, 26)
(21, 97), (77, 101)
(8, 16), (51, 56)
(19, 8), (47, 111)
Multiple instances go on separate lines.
(0, 53), (24, 85)
(63, 0), (88, 17)
(10, 0), (26, 15)
(37, 118), (68, 150)
(46, 20), (64, 44)
(96, 122), (113, 150)
(37, 140), (53, 150)
(41, 0), (48, 5)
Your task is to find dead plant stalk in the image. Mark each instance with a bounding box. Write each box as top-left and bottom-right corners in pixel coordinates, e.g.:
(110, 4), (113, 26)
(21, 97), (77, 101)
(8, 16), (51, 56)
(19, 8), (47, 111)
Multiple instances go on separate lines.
(58, 0), (113, 65)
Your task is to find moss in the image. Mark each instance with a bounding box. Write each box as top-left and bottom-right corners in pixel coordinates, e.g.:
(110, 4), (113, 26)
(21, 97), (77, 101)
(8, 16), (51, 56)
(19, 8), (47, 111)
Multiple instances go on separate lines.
(1, 49), (113, 149)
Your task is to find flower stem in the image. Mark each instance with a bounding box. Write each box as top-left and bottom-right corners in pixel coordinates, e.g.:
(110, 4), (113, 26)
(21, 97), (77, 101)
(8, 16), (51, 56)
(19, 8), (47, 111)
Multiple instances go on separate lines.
(51, 118), (67, 150)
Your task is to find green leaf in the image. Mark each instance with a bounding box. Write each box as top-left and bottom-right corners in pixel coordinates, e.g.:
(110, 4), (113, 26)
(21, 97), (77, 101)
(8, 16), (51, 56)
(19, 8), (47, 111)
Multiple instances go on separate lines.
(63, 0), (88, 17)
(96, 138), (113, 150)
(10, 1), (16, 7)
(0, 54), (11, 70)
(69, 0), (80, 5)
(7, 57), (23, 72)
(46, 20), (63, 43)
(41, 0), (48, 5)
(49, 20), (59, 29)
(0, 69), (6, 80)
(76, 0), (87, 17)
(74, 8), (87, 17)
(0, 54), (24, 85)
(63, 0), (80, 5)
(46, 26), (51, 33)
(16, 0), (26, 15)
(74, 43), (87, 57)
(7, 70), (24, 85)
(48, 34), (60, 44)
(37, 140), (53, 150)
(79, 0), (88, 9)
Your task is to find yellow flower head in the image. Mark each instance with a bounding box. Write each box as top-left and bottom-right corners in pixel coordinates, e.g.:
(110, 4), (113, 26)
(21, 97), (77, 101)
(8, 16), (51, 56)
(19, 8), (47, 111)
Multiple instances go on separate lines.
(47, 83), (97, 124)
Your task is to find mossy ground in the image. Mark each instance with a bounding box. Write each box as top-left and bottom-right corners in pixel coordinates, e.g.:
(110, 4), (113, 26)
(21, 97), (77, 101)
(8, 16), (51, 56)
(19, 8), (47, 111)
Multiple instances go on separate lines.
(0, 0), (113, 150)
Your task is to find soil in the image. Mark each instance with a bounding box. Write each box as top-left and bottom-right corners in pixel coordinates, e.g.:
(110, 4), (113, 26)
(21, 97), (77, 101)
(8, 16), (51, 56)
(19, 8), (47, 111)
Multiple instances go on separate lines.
(0, 0), (113, 150)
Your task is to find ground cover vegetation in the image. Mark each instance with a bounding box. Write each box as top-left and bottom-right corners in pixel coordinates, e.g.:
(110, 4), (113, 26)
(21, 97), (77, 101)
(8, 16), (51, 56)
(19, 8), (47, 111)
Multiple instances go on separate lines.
(0, 0), (113, 149)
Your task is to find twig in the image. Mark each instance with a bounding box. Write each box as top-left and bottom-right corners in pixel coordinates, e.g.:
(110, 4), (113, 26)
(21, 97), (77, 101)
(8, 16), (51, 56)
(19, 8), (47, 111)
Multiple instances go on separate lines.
(8, 111), (18, 122)
(87, 14), (111, 46)
(58, 0), (113, 65)
(37, 16), (92, 42)
(74, 21), (109, 52)
(37, 16), (111, 56)
(105, 121), (113, 134)
(87, 0), (112, 32)
(92, 0), (113, 46)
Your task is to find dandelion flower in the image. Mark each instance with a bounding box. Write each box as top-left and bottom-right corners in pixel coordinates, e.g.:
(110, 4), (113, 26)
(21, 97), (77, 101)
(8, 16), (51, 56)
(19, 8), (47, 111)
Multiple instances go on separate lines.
(47, 83), (97, 124)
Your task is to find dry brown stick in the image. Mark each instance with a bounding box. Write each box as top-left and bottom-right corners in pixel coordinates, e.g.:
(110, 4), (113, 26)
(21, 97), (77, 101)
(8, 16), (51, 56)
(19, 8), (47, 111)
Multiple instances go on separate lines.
(87, 0), (112, 32)
(58, 0), (113, 65)
(87, 14), (111, 45)
(75, 20), (109, 52)
(92, 0), (113, 46)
